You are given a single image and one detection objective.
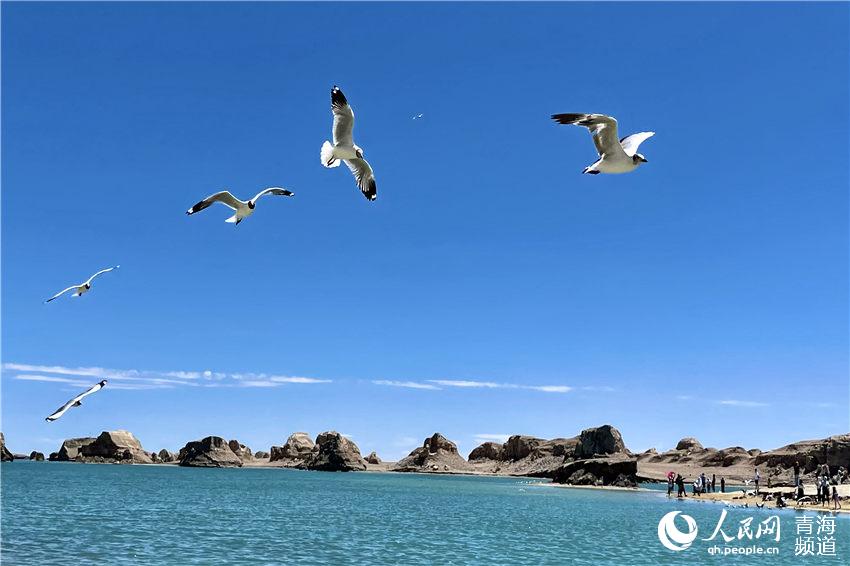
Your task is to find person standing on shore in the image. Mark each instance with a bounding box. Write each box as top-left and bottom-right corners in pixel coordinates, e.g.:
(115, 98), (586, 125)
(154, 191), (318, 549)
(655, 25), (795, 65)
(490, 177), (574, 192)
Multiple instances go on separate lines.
(720, 477), (725, 493)
(667, 472), (674, 497)
(793, 461), (800, 487)
(711, 473), (716, 493)
(676, 474), (686, 498)
(754, 468), (760, 495)
(833, 485), (841, 510)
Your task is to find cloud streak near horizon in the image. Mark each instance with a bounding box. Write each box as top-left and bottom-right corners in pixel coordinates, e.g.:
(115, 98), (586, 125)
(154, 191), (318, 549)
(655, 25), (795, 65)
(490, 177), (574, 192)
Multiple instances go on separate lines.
(372, 378), (577, 394)
(3, 362), (333, 390)
(7, 363), (602, 396)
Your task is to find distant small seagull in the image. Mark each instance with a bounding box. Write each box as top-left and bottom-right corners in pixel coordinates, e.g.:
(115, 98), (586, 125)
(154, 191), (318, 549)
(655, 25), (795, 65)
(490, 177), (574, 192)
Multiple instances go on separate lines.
(45, 380), (107, 422)
(186, 187), (294, 225)
(320, 86), (377, 201)
(45, 266), (119, 303)
(413, 113), (424, 120)
(550, 113), (654, 174)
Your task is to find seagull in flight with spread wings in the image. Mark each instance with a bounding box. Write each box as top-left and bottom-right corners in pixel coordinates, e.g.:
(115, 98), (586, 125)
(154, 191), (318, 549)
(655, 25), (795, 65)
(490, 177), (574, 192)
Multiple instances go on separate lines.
(45, 266), (119, 303)
(186, 187), (294, 225)
(320, 86), (377, 201)
(45, 380), (107, 422)
(551, 113), (654, 175)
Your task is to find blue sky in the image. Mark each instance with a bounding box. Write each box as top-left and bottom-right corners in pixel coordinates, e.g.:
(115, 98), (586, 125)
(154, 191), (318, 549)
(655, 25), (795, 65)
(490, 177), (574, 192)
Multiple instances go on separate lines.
(2, 2), (847, 460)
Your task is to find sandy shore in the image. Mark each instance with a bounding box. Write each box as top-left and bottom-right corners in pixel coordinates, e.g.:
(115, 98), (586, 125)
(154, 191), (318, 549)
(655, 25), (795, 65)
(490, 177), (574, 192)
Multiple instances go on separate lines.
(662, 485), (849, 515)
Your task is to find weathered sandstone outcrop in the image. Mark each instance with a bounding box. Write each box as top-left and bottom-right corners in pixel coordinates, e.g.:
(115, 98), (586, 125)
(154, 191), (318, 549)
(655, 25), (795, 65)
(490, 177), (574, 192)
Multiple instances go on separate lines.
(179, 436), (243, 468)
(393, 433), (473, 473)
(305, 432), (366, 472)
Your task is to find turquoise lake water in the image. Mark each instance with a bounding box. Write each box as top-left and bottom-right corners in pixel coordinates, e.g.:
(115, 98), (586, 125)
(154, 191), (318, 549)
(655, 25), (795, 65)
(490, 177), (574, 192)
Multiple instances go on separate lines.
(1, 462), (847, 564)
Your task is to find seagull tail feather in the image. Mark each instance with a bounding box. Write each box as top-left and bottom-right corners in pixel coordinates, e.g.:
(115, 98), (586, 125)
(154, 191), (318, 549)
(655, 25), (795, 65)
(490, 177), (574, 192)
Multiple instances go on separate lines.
(321, 141), (340, 168)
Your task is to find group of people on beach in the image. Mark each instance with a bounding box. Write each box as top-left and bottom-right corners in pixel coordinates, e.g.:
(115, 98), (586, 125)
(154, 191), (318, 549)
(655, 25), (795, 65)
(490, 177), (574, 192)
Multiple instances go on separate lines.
(664, 462), (844, 511)
(789, 461), (843, 510)
(666, 471), (725, 498)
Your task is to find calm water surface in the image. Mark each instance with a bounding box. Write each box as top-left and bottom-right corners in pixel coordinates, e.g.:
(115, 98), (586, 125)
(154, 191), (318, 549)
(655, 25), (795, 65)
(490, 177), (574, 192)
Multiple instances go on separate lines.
(2, 462), (847, 564)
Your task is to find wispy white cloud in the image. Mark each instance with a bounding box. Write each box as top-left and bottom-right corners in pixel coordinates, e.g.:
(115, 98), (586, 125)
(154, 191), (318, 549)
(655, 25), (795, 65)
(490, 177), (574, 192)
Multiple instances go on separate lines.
(429, 380), (501, 388)
(270, 376), (332, 384)
(372, 380), (441, 390)
(163, 371), (203, 380)
(717, 399), (769, 408)
(3, 362), (333, 391)
(473, 433), (511, 443)
(427, 379), (572, 394)
(13, 374), (91, 386)
(238, 380), (281, 388)
(527, 385), (572, 393)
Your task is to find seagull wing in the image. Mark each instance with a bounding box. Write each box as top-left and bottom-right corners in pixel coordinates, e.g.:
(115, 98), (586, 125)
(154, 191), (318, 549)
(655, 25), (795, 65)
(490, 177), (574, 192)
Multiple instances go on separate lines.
(619, 132), (655, 157)
(75, 380), (106, 402)
(331, 86), (355, 146)
(551, 113), (624, 158)
(344, 158), (377, 201)
(85, 266), (119, 285)
(45, 285), (79, 303)
(186, 191), (242, 215)
(45, 398), (76, 421)
(45, 381), (104, 422)
(251, 187), (295, 202)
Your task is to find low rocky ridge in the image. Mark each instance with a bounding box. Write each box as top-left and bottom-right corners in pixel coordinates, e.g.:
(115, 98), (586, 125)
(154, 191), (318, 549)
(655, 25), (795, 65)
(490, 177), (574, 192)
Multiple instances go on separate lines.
(306, 432), (366, 472)
(636, 434), (850, 485)
(638, 437), (755, 467)
(754, 434), (850, 474)
(269, 432), (315, 467)
(29, 451), (45, 461)
(254, 450), (270, 459)
(393, 433), (474, 473)
(179, 436), (243, 468)
(553, 455), (638, 487)
(468, 425), (630, 481)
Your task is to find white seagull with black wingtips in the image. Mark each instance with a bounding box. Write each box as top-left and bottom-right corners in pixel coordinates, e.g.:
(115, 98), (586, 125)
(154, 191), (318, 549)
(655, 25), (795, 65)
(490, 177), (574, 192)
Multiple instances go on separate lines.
(551, 113), (654, 174)
(186, 187), (294, 225)
(44, 266), (120, 303)
(320, 86), (377, 201)
(45, 380), (107, 422)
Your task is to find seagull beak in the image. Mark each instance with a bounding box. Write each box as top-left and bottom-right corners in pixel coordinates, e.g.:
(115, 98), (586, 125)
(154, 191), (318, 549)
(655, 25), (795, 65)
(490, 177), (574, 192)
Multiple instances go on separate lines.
(640, 157), (648, 163)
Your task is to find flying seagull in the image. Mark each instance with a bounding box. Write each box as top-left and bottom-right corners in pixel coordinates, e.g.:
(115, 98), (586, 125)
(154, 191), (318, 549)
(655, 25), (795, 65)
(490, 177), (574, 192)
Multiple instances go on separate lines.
(45, 380), (107, 422)
(45, 266), (119, 303)
(550, 113), (654, 174)
(320, 86), (377, 201)
(413, 113), (424, 120)
(186, 187), (294, 225)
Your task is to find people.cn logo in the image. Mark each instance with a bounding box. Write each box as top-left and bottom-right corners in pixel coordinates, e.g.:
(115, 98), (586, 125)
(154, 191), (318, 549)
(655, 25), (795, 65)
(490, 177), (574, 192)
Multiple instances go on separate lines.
(657, 511), (699, 551)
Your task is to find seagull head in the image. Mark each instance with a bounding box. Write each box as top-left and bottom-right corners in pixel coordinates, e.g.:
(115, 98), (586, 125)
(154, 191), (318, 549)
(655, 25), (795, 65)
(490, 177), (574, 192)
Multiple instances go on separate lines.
(99, 379), (108, 386)
(248, 201), (256, 209)
(633, 153), (648, 164)
(354, 145), (364, 159)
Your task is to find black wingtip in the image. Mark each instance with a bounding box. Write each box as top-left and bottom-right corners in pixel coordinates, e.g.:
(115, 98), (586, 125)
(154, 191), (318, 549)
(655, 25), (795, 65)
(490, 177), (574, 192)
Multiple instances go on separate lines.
(551, 113), (586, 125)
(365, 179), (377, 201)
(331, 86), (347, 108)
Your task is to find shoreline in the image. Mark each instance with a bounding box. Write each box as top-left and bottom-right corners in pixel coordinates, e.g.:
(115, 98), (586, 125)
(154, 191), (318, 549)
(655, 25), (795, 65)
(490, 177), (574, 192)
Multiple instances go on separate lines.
(659, 487), (850, 516)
